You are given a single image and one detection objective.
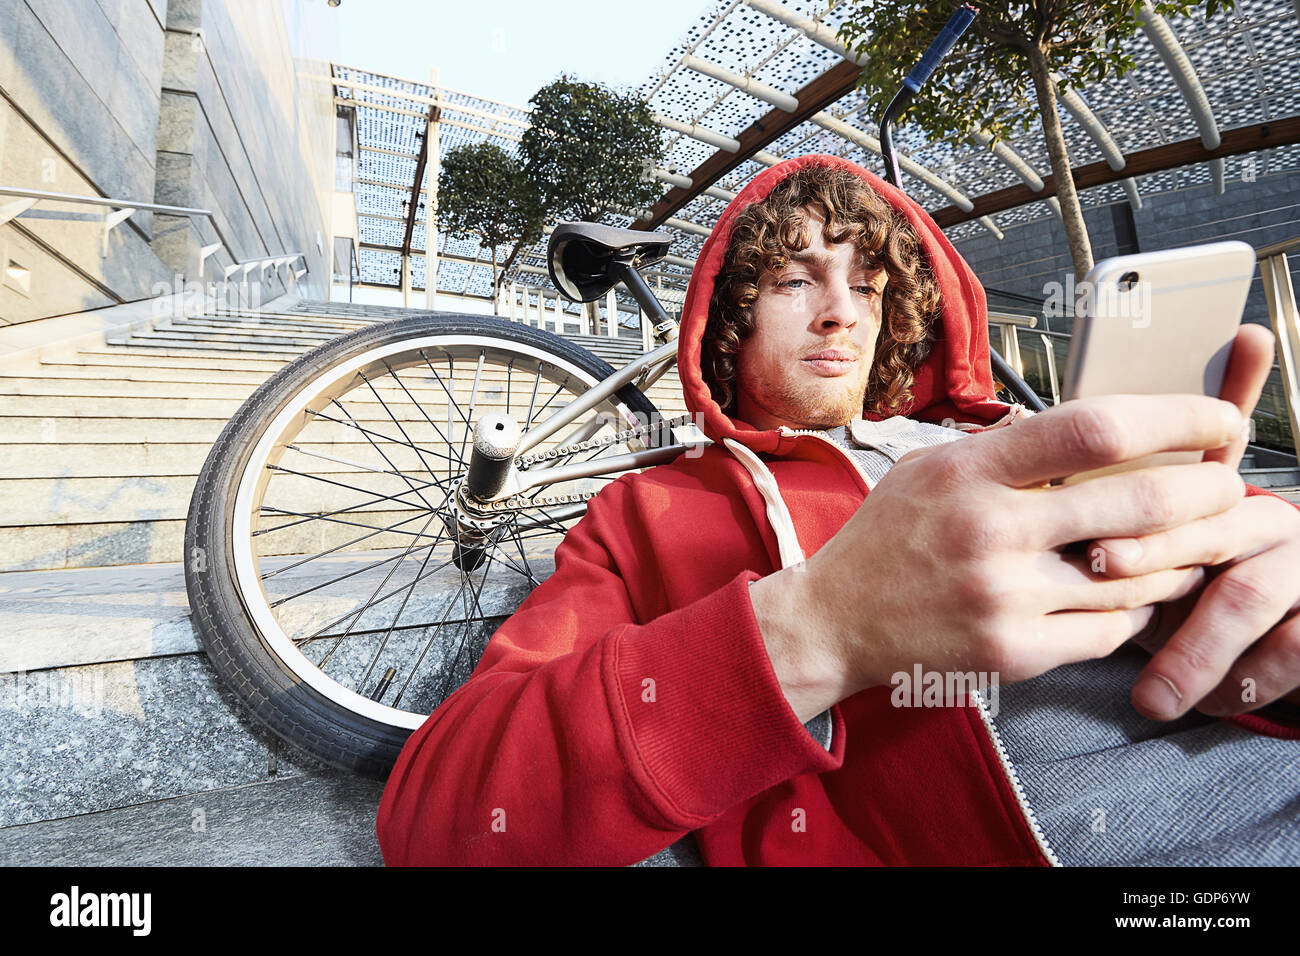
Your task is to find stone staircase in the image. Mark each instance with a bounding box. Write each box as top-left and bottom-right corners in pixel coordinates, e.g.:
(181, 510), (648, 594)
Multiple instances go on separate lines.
(0, 299), (689, 574)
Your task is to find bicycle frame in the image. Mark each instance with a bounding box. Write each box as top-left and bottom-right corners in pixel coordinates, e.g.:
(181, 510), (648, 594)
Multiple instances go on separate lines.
(479, 259), (707, 514)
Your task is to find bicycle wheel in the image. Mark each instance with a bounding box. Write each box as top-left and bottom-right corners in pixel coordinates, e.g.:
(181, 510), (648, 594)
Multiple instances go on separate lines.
(184, 313), (671, 777)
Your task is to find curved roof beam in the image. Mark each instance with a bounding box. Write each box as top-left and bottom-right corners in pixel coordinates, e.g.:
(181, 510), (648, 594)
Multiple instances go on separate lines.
(967, 131), (1045, 191)
(811, 112), (1008, 239)
(1136, 1), (1226, 194)
(653, 168), (737, 203)
(653, 168), (694, 189)
(652, 112), (741, 152)
(1050, 72), (1143, 207)
(743, 0), (855, 59)
(682, 55), (799, 112)
(811, 112), (973, 212)
(744, 0), (1037, 215)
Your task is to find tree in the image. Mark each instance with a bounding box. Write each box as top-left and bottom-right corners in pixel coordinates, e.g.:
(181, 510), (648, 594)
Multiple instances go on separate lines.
(836, 0), (1233, 281)
(519, 76), (666, 334)
(436, 142), (543, 313)
(521, 75), (665, 224)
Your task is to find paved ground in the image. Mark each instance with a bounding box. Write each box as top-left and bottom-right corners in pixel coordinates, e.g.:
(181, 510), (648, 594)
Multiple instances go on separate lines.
(0, 770), (387, 866)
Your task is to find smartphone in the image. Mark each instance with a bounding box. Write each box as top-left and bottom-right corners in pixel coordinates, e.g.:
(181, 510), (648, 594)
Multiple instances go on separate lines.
(1058, 240), (1256, 485)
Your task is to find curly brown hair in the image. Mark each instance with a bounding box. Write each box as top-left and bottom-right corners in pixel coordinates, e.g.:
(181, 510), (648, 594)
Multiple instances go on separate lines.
(702, 162), (940, 418)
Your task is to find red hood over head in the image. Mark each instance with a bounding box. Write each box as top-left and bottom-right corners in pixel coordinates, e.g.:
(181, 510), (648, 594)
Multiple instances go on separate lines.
(676, 153), (1010, 454)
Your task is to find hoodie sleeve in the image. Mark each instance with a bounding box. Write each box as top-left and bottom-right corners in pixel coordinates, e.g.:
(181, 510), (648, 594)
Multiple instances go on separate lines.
(375, 474), (842, 866)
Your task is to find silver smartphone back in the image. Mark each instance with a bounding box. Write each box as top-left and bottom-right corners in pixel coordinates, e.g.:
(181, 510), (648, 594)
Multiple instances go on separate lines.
(1059, 240), (1255, 483)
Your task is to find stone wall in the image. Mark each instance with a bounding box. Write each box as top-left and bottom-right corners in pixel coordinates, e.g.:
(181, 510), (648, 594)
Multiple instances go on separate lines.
(0, 0), (334, 326)
(950, 148), (1300, 332)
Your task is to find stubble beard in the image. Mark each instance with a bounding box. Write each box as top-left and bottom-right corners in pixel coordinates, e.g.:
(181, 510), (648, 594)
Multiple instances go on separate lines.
(743, 362), (870, 430)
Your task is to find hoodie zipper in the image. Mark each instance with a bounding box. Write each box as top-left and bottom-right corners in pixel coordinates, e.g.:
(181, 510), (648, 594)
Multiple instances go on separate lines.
(971, 689), (1061, 866)
(775, 423), (1060, 867)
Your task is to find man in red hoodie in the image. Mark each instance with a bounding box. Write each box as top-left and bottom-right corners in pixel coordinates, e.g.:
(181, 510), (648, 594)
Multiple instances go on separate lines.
(377, 154), (1300, 866)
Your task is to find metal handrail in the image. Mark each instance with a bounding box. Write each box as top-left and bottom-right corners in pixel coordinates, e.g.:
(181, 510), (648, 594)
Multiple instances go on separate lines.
(1257, 236), (1300, 453)
(0, 184), (305, 281)
(1255, 236), (1300, 259)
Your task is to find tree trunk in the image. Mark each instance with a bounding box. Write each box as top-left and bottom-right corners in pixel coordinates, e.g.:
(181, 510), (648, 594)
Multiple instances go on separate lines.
(1026, 46), (1094, 283)
(491, 246), (499, 316)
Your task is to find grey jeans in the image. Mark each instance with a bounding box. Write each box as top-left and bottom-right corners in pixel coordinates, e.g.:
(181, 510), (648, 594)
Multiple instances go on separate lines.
(991, 642), (1300, 866)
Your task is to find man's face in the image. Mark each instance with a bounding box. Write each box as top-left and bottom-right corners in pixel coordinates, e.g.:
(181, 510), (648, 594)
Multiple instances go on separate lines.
(734, 207), (887, 431)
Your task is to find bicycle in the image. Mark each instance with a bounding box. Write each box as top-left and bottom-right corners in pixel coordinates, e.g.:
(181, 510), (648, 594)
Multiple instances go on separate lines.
(184, 6), (1041, 777)
(184, 224), (707, 776)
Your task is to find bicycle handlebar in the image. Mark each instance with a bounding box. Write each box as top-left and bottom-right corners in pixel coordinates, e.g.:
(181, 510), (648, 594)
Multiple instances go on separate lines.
(903, 4), (978, 93)
(879, 4), (979, 190)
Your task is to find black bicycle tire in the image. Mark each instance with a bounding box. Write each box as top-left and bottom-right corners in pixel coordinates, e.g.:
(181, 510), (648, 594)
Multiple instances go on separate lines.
(184, 313), (666, 778)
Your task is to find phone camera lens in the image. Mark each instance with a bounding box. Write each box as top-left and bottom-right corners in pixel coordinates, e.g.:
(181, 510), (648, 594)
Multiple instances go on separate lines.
(1117, 271), (1140, 291)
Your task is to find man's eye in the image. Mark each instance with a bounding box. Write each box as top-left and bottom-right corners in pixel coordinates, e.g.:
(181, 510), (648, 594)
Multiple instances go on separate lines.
(855, 285), (882, 298)
(778, 278), (808, 289)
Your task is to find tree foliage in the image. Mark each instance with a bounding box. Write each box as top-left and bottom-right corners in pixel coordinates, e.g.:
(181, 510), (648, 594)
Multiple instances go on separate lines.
(437, 141), (543, 297)
(836, 0), (1234, 279)
(521, 75), (665, 223)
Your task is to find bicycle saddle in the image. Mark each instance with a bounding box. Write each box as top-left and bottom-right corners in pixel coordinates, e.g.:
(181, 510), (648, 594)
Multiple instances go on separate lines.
(548, 222), (673, 302)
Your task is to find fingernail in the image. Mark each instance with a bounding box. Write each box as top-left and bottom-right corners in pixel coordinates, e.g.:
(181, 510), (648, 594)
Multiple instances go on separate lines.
(1134, 674), (1183, 720)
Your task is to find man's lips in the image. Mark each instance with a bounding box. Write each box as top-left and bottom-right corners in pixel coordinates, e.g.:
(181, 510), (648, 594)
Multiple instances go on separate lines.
(800, 350), (859, 376)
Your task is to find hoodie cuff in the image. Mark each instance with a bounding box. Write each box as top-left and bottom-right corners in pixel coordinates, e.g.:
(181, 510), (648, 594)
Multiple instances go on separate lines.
(604, 568), (843, 826)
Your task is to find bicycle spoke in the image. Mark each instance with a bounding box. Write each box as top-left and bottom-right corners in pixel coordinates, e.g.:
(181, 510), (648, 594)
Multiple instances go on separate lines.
(282, 441), (454, 478)
(259, 505), (442, 541)
(388, 553), (478, 706)
(260, 510), (435, 581)
(269, 535), (452, 609)
(315, 510), (447, 668)
(358, 514), (449, 690)
(359, 370), (446, 492)
(330, 397), (440, 512)
(456, 349), (486, 467)
(265, 462), (438, 513)
(303, 409), (454, 464)
(383, 363), (457, 453)
(526, 362), (541, 427)
(294, 545), (461, 650)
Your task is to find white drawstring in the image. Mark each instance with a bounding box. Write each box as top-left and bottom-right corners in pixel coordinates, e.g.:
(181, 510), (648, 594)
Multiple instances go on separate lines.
(722, 437), (806, 570)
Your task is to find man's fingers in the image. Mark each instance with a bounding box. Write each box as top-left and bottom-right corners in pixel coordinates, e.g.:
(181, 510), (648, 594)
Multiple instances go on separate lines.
(1089, 494), (1297, 577)
(1205, 324), (1276, 470)
(1028, 460), (1244, 550)
(1027, 606), (1158, 673)
(1037, 551), (1206, 612)
(1131, 541), (1300, 720)
(967, 394), (1242, 488)
(1195, 611), (1300, 717)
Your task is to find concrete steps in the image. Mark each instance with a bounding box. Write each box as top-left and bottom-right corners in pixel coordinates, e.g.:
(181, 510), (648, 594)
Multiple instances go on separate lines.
(0, 298), (689, 573)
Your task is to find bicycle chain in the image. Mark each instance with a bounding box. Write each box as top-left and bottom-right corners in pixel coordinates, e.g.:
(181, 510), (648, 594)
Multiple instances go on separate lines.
(514, 413), (695, 469)
(480, 413), (697, 516)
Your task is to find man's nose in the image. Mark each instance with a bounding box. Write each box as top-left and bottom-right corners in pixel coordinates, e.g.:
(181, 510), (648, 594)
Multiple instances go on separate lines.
(811, 282), (859, 331)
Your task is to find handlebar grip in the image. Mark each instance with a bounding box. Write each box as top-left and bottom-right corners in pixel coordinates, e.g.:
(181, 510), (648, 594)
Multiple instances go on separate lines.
(903, 4), (977, 93)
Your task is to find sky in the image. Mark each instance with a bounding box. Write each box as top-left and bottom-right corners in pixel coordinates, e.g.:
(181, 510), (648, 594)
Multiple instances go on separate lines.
(306, 0), (714, 108)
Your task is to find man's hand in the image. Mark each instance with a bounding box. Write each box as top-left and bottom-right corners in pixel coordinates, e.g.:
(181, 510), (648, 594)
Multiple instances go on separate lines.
(750, 393), (1246, 722)
(1086, 325), (1300, 720)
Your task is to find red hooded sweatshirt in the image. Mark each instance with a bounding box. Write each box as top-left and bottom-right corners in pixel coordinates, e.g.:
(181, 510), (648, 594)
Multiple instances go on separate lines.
(377, 153), (1300, 866)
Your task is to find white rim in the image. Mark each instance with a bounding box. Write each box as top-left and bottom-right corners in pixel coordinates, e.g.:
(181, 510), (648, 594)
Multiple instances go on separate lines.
(232, 332), (625, 729)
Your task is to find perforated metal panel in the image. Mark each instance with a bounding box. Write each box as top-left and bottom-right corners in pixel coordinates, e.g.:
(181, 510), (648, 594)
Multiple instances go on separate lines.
(336, 0), (1300, 292)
